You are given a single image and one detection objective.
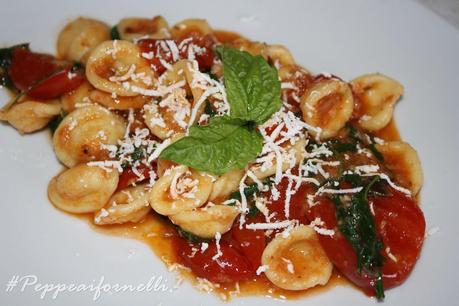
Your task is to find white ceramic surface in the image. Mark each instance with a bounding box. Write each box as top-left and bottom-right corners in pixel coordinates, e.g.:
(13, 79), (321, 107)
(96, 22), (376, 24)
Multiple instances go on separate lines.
(1, 0), (458, 305)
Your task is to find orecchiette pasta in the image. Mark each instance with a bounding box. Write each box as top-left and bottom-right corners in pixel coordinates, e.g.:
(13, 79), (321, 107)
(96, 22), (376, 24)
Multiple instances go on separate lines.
(53, 105), (126, 167)
(376, 141), (423, 195)
(0, 100), (61, 134)
(89, 89), (151, 110)
(149, 165), (213, 215)
(85, 40), (155, 96)
(117, 16), (170, 41)
(249, 139), (307, 181)
(350, 73), (404, 132)
(265, 44), (295, 67)
(48, 164), (119, 213)
(169, 204), (239, 238)
(209, 169), (245, 202)
(261, 225), (333, 290)
(230, 38), (268, 59)
(143, 88), (191, 139)
(300, 79), (354, 140)
(94, 184), (151, 225)
(57, 17), (110, 64)
(60, 80), (94, 113)
(170, 19), (213, 40)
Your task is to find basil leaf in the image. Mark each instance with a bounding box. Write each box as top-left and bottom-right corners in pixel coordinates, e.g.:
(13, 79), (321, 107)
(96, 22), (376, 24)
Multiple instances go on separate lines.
(160, 116), (263, 175)
(216, 47), (282, 124)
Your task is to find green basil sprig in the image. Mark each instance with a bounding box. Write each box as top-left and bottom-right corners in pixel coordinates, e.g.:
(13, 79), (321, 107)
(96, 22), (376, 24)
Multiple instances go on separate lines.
(160, 47), (282, 175)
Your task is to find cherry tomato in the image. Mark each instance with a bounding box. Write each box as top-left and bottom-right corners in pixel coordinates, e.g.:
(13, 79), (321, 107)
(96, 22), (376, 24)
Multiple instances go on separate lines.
(260, 176), (311, 223)
(174, 234), (254, 283)
(117, 163), (156, 190)
(10, 47), (59, 91)
(231, 214), (266, 269)
(27, 67), (85, 99)
(306, 187), (425, 295)
(9, 47), (84, 99)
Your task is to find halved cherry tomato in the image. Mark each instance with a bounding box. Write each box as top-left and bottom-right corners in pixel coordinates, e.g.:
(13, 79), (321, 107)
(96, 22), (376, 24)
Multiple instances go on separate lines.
(260, 176), (311, 223)
(10, 47), (59, 91)
(174, 233), (254, 283)
(117, 162), (156, 190)
(306, 187), (425, 295)
(9, 47), (84, 99)
(231, 214), (266, 269)
(27, 67), (85, 99)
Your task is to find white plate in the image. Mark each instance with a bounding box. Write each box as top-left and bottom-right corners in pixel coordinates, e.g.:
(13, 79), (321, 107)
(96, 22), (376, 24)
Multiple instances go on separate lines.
(1, 0), (458, 305)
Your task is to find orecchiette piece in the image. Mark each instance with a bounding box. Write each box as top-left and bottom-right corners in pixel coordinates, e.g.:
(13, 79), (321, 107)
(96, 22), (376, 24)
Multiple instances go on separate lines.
(53, 105), (126, 167)
(117, 16), (170, 41)
(86, 40), (155, 96)
(209, 169), (245, 202)
(376, 141), (423, 195)
(57, 17), (110, 64)
(149, 165), (213, 215)
(89, 89), (151, 110)
(249, 139), (307, 181)
(265, 44), (295, 67)
(0, 100), (61, 134)
(170, 19), (213, 40)
(143, 88), (191, 139)
(230, 38), (268, 59)
(351, 73), (404, 132)
(262, 225), (333, 290)
(94, 184), (151, 225)
(61, 80), (94, 113)
(300, 79), (354, 140)
(169, 204), (239, 238)
(48, 164), (119, 213)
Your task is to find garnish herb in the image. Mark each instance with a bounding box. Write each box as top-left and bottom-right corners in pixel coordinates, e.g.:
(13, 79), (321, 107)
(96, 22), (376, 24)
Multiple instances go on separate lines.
(110, 26), (121, 40)
(160, 47), (282, 175)
(331, 176), (385, 299)
(177, 227), (209, 243)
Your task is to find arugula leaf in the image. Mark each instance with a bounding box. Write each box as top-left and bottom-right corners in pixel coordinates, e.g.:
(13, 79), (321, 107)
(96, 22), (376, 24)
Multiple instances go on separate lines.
(332, 177), (385, 299)
(215, 47), (282, 124)
(176, 227), (209, 243)
(160, 116), (263, 175)
(110, 25), (121, 40)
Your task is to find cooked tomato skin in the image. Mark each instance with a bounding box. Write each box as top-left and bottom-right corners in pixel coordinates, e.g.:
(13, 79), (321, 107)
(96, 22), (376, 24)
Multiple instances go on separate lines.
(9, 48), (84, 99)
(174, 233), (255, 283)
(306, 188), (426, 295)
(117, 162), (156, 191)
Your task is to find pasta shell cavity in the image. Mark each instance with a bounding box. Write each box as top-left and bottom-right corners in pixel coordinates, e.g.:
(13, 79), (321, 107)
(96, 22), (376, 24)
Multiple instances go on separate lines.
(300, 79), (354, 140)
(376, 141), (423, 195)
(262, 225), (333, 291)
(48, 164), (119, 213)
(53, 105), (126, 167)
(170, 19), (213, 40)
(57, 17), (110, 64)
(117, 16), (170, 41)
(350, 73), (404, 132)
(169, 205), (239, 238)
(94, 185), (151, 225)
(86, 40), (155, 96)
(265, 45), (295, 67)
(0, 100), (61, 134)
(149, 165), (213, 215)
